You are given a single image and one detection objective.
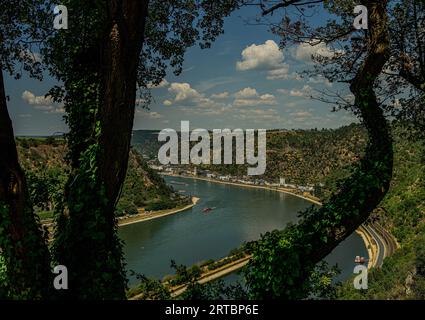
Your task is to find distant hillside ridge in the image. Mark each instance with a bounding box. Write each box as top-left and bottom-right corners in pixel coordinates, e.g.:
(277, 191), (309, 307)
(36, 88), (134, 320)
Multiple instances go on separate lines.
(15, 137), (186, 219)
(132, 124), (367, 197)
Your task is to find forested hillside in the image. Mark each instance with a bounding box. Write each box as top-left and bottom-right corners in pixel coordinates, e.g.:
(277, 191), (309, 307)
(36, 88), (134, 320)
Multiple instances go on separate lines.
(201, 124), (425, 299)
(336, 126), (425, 299)
(202, 124), (366, 189)
(15, 138), (183, 219)
(15, 124), (425, 300)
(132, 130), (162, 160)
(133, 124), (424, 299)
(133, 124), (367, 199)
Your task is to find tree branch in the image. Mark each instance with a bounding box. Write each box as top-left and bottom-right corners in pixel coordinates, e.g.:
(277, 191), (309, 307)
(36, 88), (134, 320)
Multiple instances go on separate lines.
(262, 0), (323, 16)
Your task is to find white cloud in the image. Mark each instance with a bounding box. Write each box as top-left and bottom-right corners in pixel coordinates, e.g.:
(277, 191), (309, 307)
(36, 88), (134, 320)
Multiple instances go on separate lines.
(236, 40), (284, 71)
(277, 89), (288, 94)
(168, 83), (203, 104)
(293, 40), (339, 64)
(290, 111), (313, 122)
(234, 87), (258, 99)
(196, 76), (238, 92)
(291, 111), (312, 117)
(148, 112), (163, 119)
(210, 92), (230, 99)
(278, 85), (313, 98)
(307, 75), (333, 87)
(234, 108), (283, 123)
(165, 82), (228, 112)
(21, 90), (64, 114)
(136, 110), (163, 119)
(233, 87), (277, 107)
(236, 40), (292, 80)
(49, 106), (65, 114)
(22, 90), (53, 106)
(163, 100), (173, 106)
(343, 93), (355, 104)
(266, 65), (291, 80)
(285, 101), (303, 108)
(180, 105), (229, 116)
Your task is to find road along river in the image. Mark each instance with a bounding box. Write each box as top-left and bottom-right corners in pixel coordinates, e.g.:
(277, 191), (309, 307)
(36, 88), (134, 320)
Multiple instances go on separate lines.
(119, 176), (368, 286)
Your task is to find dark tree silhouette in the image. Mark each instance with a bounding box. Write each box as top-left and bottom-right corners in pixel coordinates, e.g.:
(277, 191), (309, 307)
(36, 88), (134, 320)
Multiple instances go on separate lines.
(244, 0), (394, 299)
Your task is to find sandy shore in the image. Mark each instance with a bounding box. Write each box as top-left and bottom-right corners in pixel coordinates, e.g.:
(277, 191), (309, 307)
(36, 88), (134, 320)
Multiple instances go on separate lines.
(118, 196), (200, 227)
(163, 173), (322, 206)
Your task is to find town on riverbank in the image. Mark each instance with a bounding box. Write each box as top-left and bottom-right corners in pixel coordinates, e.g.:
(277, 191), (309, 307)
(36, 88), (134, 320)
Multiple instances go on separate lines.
(125, 173), (397, 300)
(152, 165), (323, 206)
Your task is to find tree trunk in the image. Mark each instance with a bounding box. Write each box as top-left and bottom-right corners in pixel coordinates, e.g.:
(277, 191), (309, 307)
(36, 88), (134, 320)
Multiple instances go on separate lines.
(99, 0), (149, 226)
(0, 68), (51, 299)
(246, 0), (394, 299)
(311, 0), (393, 260)
(53, 0), (150, 300)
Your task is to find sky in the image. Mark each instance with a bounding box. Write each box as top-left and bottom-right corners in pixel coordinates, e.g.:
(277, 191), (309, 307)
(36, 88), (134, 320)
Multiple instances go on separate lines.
(5, 4), (358, 136)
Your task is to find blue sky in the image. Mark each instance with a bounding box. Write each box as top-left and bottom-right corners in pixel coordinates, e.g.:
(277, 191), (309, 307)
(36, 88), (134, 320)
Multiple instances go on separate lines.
(6, 5), (357, 136)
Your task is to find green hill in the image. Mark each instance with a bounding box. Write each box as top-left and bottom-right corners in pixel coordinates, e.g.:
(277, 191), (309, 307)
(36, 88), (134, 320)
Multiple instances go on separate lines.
(336, 125), (425, 299)
(16, 138), (187, 219)
(16, 123), (425, 299)
(154, 123), (424, 299)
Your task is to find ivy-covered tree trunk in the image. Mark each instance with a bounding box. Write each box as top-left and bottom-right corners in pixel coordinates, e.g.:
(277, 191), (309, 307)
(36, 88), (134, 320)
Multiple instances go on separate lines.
(245, 0), (394, 299)
(53, 0), (149, 300)
(98, 0), (149, 238)
(0, 68), (51, 299)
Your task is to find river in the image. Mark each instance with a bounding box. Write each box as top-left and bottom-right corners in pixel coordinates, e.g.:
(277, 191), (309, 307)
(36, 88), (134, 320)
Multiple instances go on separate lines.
(119, 176), (367, 286)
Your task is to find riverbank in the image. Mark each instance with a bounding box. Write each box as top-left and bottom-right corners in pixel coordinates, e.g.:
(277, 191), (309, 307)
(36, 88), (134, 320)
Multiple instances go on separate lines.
(118, 196), (200, 227)
(162, 173), (322, 206)
(162, 173), (384, 269)
(41, 197), (201, 240)
(131, 255), (252, 299)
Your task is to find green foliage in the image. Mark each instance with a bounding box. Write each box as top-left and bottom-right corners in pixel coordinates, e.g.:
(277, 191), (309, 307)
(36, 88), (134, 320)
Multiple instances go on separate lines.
(115, 199), (139, 217)
(0, 0), (50, 79)
(377, 125), (425, 242)
(26, 168), (66, 214)
(179, 279), (248, 300)
(0, 201), (52, 299)
(415, 235), (425, 277)
(337, 234), (425, 300)
(207, 253), (246, 271)
(144, 200), (176, 212)
(127, 273), (171, 300)
(16, 139), (181, 219)
(0, 254), (6, 298)
(52, 140), (128, 299)
(128, 261), (248, 300)
(336, 125), (425, 299)
(116, 149), (183, 216)
(138, 0), (243, 105)
(0, 0), (55, 300)
(169, 260), (202, 286)
(39, 0), (243, 299)
(244, 228), (314, 299)
(243, 78), (394, 299)
(135, 125), (367, 193)
(308, 262), (340, 300)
